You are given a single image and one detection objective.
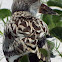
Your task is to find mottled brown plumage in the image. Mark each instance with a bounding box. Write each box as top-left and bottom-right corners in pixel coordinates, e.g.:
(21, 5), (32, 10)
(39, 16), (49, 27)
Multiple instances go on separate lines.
(2, 0), (53, 62)
(3, 11), (49, 59)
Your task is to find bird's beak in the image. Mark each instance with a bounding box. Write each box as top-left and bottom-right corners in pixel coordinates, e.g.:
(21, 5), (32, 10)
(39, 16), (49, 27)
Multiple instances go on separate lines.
(39, 3), (58, 15)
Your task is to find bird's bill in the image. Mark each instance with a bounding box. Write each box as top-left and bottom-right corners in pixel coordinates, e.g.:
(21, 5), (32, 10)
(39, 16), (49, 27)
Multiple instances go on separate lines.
(39, 3), (58, 15)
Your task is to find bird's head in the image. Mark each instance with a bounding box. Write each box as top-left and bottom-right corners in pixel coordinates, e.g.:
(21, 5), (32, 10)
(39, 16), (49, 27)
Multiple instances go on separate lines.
(12, 0), (41, 14)
(12, 0), (58, 17)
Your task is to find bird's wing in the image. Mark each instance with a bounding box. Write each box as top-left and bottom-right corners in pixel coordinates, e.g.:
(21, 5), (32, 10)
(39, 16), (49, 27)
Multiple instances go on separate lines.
(4, 11), (49, 58)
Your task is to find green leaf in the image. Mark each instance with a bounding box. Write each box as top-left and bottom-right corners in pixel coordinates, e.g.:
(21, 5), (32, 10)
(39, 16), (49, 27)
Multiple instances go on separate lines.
(20, 55), (29, 62)
(52, 15), (61, 23)
(42, 15), (55, 30)
(0, 9), (11, 20)
(39, 60), (43, 62)
(55, 42), (62, 57)
(56, 42), (60, 50)
(47, 1), (62, 8)
(50, 27), (62, 41)
(56, 21), (62, 27)
(42, 14), (62, 30)
(49, 0), (62, 3)
(39, 48), (48, 57)
(42, 14), (61, 24)
(53, 9), (62, 14)
(47, 41), (55, 57)
(47, 40), (55, 51)
(42, 15), (52, 25)
(0, 31), (3, 35)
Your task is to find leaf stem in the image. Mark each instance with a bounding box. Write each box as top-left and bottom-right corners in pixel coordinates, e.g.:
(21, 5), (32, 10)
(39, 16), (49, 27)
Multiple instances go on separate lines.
(2, 19), (6, 24)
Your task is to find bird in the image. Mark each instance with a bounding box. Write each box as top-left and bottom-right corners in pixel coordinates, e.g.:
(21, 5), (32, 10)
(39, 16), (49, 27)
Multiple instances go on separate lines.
(3, 0), (57, 62)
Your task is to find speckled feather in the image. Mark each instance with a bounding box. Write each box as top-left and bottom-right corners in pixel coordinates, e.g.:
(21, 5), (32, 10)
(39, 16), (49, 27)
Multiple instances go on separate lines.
(2, 0), (58, 61)
(3, 11), (49, 62)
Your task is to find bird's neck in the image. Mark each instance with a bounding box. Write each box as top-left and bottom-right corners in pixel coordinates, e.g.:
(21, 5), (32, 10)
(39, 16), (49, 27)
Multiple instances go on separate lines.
(29, 8), (41, 19)
(29, 1), (41, 18)
(12, 0), (41, 19)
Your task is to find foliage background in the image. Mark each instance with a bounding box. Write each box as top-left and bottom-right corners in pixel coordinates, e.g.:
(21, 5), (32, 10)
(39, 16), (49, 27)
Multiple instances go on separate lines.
(0, 0), (62, 62)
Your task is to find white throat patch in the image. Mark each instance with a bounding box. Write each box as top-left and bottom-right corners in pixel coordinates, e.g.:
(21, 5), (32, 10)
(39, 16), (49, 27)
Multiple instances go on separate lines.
(29, 1), (41, 18)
